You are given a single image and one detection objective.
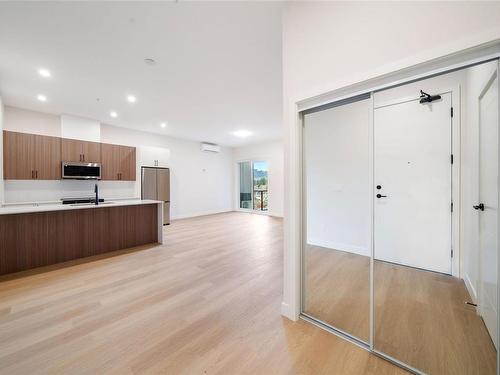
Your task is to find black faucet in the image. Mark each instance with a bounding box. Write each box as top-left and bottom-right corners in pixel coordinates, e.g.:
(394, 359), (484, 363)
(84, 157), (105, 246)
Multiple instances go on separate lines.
(94, 183), (99, 205)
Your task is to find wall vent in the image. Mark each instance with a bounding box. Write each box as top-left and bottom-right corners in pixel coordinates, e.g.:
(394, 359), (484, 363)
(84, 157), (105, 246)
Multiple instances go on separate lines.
(200, 142), (221, 153)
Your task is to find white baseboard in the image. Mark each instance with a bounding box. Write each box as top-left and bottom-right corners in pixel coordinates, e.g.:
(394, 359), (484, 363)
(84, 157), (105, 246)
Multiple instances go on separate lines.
(173, 209), (282, 221)
(308, 238), (369, 257)
(172, 209), (232, 221)
(281, 301), (298, 321)
(464, 272), (477, 304)
(268, 212), (284, 218)
(234, 208), (284, 218)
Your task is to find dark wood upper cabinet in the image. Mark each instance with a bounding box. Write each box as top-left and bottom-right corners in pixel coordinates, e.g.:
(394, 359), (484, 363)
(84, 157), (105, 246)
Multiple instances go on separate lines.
(82, 140), (101, 163)
(3, 131), (61, 180)
(3, 131), (35, 179)
(34, 134), (61, 180)
(119, 146), (136, 181)
(3, 131), (135, 181)
(61, 138), (101, 163)
(101, 143), (121, 180)
(61, 138), (82, 162)
(101, 143), (136, 181)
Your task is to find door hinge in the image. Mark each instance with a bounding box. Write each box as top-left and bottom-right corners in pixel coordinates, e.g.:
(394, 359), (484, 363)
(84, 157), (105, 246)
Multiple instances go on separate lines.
(451, 202), (454, 212)
(451, 154), (454, 164)
(451, 249), (454, 258)
(451, 107), (454, 117)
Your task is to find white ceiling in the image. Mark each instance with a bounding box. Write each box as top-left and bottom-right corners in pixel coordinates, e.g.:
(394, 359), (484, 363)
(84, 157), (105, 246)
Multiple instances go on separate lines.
(0, 1), (283, 147)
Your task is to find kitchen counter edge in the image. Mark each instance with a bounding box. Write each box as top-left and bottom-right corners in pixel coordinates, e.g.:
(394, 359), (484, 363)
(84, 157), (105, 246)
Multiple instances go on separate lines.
(0, 199), (163, 215)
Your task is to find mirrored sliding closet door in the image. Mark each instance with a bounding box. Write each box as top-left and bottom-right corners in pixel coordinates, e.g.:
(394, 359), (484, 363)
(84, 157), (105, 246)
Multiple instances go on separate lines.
(301, 59), (499, 375)
(371, 62), (498, 375)
(302, 95), (371, 343)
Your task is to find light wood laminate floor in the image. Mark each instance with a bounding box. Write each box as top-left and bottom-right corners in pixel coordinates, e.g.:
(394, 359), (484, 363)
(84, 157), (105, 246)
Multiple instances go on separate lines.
(0, 212), (404, 375)
(304, 245), (497, 375)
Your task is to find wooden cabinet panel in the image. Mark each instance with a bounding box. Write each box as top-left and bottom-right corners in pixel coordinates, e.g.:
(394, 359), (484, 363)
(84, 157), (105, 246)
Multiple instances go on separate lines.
(3, 131), (36, 179)
(61, 138), (83, 162)
(101, 143), (136, 181)
(0, 212), (51, 274)
(3, 131), (61, 180)
(35, 134), (61, 180)
(120, 146), (136, 181)
(0, 204), (158, 275)
(101, 143), (121, 180)
(61, 139), (101, 163)
(4, 131), (132, 181)
(82, 141), (101, 163)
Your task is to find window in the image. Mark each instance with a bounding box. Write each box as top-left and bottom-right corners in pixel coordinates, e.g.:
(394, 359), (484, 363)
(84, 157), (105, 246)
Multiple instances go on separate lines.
(238, 160), (268, 211)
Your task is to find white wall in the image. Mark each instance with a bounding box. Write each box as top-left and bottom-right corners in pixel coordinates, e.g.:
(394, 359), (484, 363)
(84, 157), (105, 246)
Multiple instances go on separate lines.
(232, 140), (284, 217)
(282, 1), (500, 320)
(61, 114), (100, 142)
(3, 106), (60, 136)
(304, 99), (370, 256)
(2, 106), (234, 220)
(100, 124), (233, 220)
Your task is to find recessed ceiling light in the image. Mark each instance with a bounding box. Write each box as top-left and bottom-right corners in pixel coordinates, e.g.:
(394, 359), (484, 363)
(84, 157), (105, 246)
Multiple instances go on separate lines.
(110, 111), (118, 118)
(232, 130), (253, 138)
(38, 68), (51, 78)
(127, 95), (137, 103)
(37, 94), (47, 102)
(160, 122), (167, 128)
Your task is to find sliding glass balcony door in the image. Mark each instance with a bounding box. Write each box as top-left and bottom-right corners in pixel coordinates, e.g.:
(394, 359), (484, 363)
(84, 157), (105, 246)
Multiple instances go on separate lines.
(238, 160), (269, 212)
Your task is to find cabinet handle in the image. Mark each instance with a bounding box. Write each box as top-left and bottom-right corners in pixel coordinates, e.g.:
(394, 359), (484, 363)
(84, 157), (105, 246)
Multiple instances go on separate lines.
(31, 170), (34, 179)
(35, 170), (38, 179)
(82, 154), (85, 162)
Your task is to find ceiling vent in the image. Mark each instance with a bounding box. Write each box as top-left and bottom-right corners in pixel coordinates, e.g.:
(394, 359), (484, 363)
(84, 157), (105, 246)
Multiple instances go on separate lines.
(200, 142), (221, 153)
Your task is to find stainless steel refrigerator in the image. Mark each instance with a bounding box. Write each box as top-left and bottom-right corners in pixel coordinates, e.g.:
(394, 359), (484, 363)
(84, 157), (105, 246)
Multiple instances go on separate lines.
(141, 167), (170, 225)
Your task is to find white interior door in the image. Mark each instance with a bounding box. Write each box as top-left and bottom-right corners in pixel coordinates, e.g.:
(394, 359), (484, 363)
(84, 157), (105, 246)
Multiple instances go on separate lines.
(374, 92), (452, 274)
(478, 69), (498, 349)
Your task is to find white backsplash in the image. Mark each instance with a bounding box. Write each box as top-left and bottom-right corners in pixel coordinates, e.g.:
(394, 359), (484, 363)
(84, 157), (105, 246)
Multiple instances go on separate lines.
(4, 180), (138, 204)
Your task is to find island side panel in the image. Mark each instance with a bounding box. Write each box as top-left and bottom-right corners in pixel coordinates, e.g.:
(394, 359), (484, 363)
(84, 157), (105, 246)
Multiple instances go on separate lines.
(0, 203), (159, 276)
(157, 202), (163, 244)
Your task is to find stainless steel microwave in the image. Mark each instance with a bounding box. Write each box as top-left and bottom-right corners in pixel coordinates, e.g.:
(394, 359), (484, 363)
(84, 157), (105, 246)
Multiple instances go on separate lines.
(62, 162), (101, 180)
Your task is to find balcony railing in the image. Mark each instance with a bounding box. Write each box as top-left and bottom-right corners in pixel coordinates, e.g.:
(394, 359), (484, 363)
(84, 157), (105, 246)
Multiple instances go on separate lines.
(253, 189), (268, 211)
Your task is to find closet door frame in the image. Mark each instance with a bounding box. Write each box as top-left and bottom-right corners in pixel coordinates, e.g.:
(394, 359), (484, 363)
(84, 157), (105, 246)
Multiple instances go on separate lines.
(298, 62), (492, 375)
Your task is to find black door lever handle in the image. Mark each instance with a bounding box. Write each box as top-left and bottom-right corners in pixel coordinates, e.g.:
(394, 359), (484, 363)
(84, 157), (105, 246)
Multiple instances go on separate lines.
(376, 194), (387, 198)
(473, 203), (485, 211)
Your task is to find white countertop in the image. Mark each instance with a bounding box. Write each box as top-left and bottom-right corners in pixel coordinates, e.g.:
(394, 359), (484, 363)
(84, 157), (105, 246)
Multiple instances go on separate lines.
(0, 199), (163, 215)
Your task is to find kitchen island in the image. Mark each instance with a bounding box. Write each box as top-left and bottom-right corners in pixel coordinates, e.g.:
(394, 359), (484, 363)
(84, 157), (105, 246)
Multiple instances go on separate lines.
(0, 200), (163, 276)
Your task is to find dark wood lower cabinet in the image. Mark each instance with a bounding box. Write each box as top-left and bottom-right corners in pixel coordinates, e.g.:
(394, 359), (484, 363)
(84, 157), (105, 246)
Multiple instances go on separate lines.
(0, 204), (158, 276)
